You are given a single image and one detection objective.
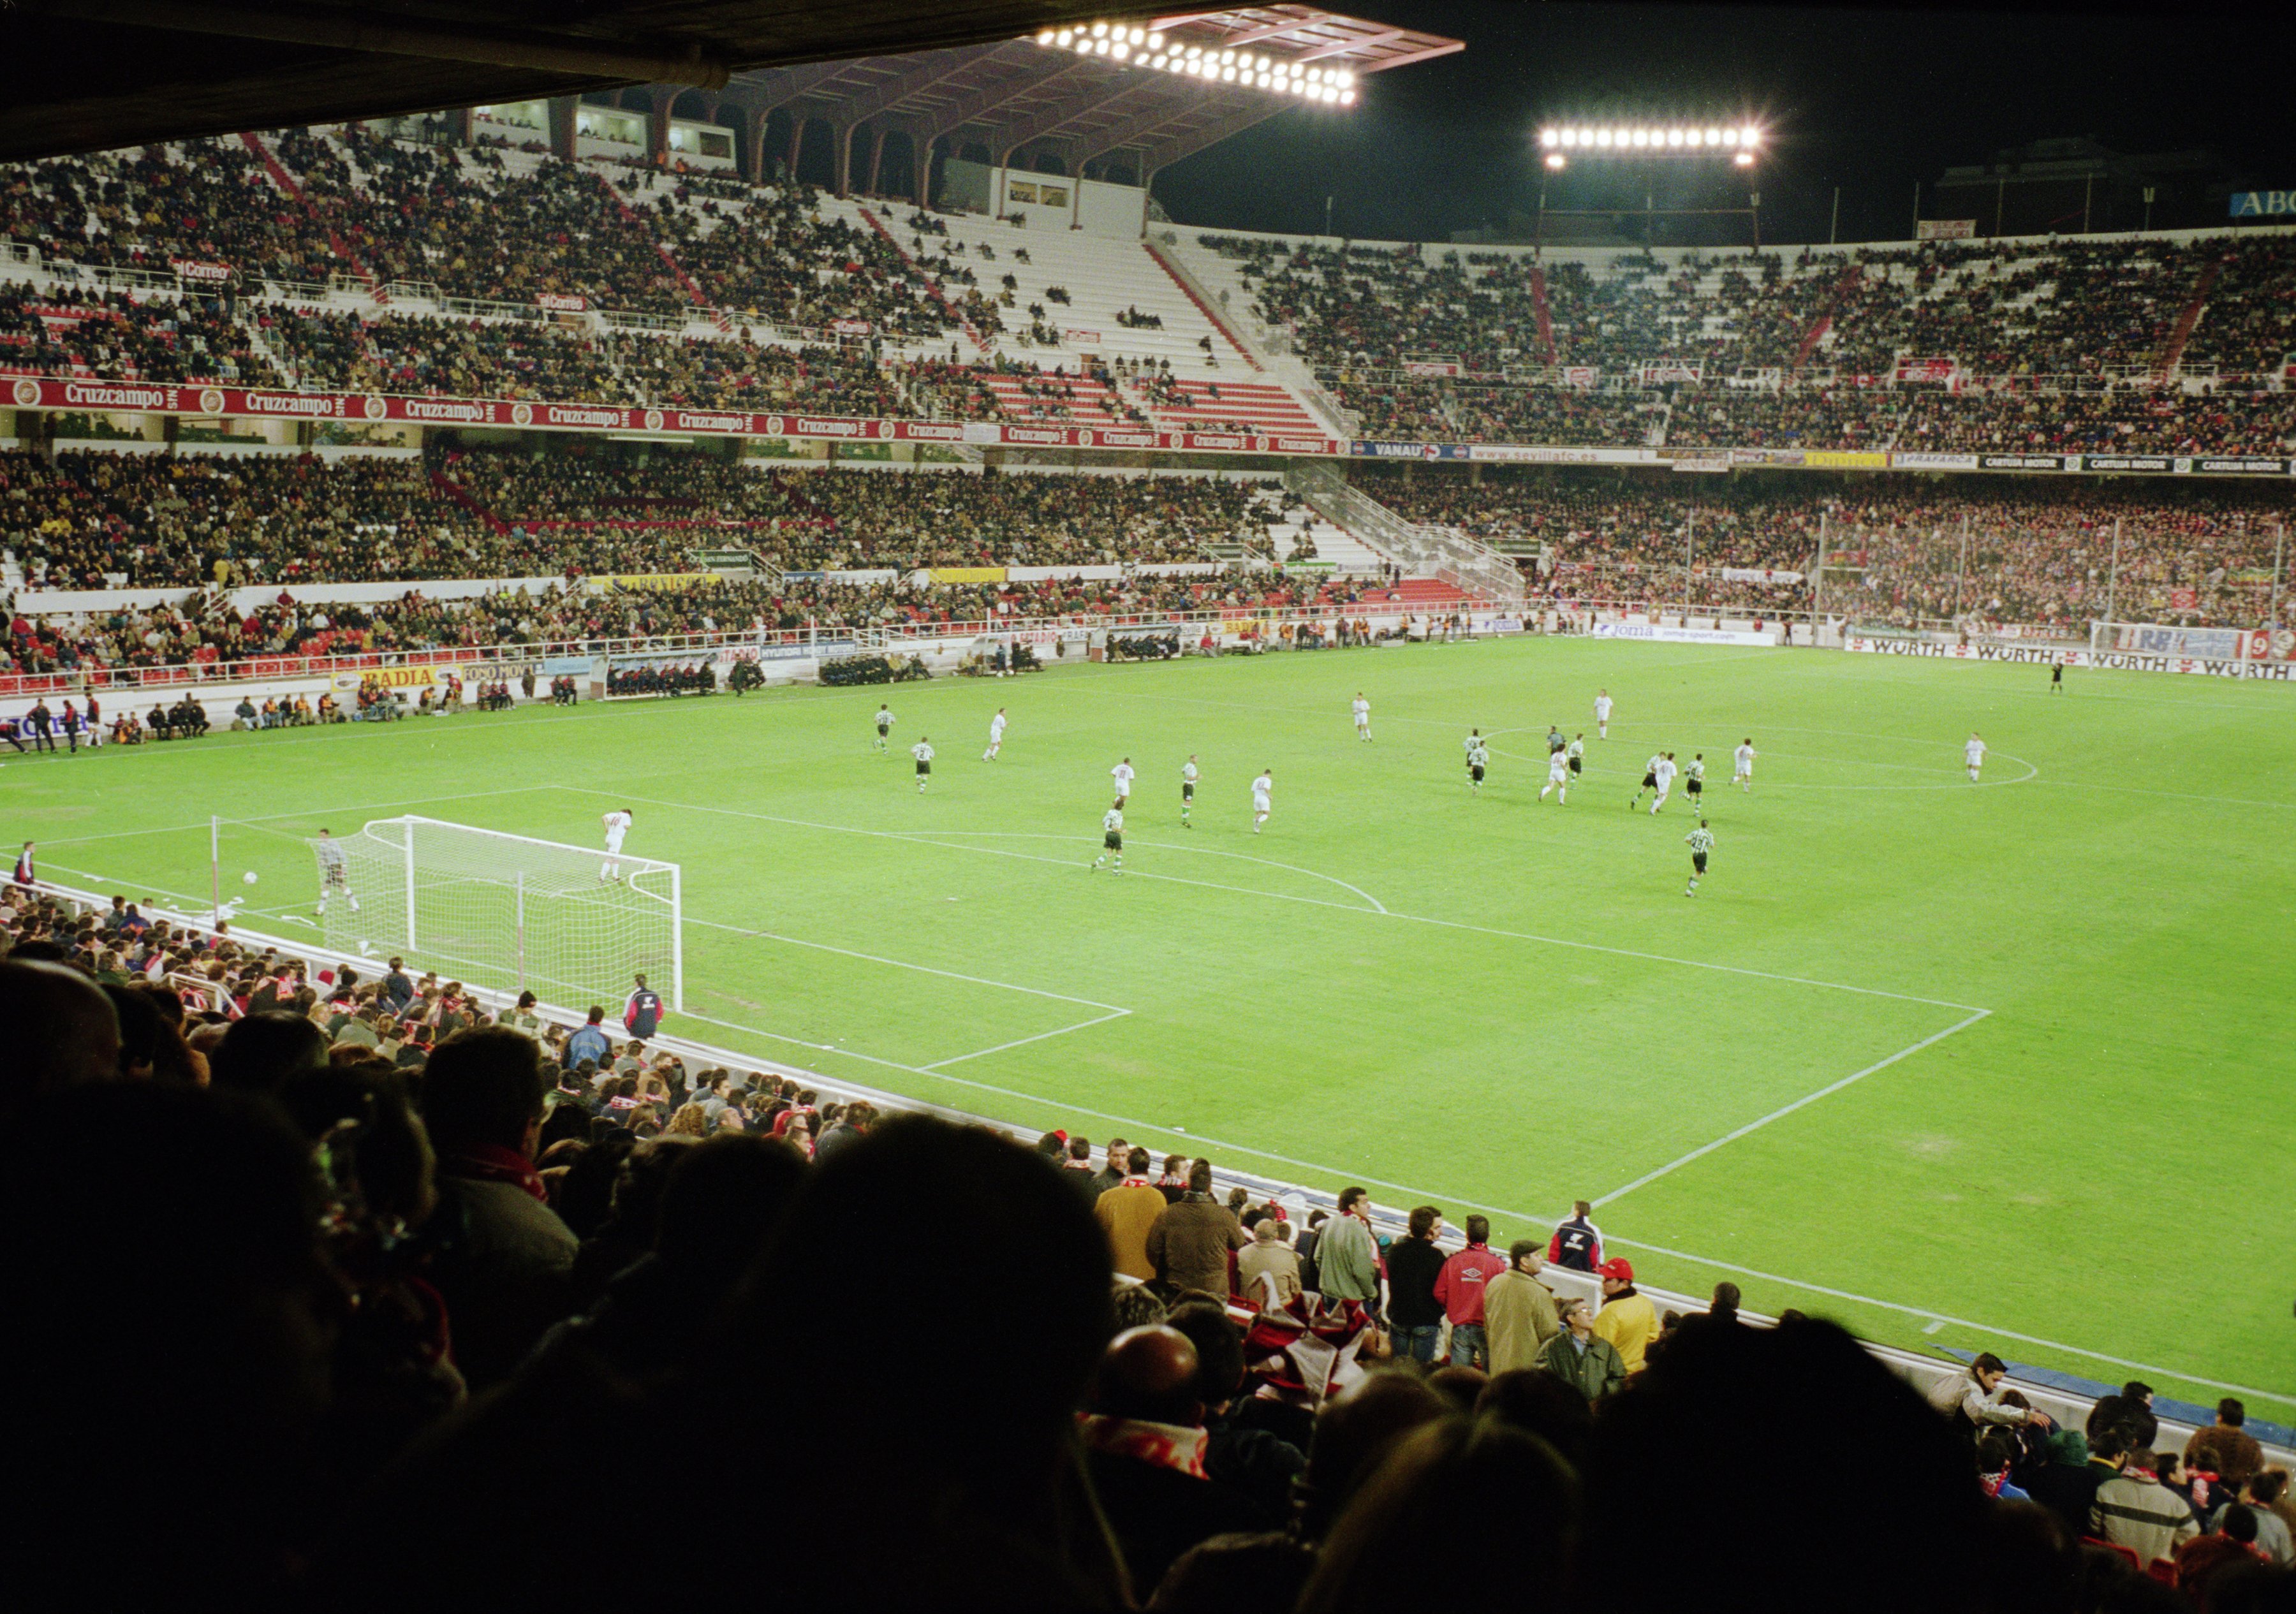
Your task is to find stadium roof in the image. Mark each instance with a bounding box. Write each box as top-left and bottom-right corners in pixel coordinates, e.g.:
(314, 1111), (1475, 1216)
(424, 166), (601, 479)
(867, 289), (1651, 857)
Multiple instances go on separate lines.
(0, 0), (1149, 163)
(711, 8), (1464, 182)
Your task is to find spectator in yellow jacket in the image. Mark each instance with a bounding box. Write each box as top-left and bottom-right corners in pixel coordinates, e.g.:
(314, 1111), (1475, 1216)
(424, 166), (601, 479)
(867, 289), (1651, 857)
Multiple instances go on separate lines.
(1592, 1256), (1658, 1374)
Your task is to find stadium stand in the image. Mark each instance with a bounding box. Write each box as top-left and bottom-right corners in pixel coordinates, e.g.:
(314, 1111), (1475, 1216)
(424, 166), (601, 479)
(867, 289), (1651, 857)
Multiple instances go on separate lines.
(6, 122), (2293, 456)
(1348, 466), (2294, 628)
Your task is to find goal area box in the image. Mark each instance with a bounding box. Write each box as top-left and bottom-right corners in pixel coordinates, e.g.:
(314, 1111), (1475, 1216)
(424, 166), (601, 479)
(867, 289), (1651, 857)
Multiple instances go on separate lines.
(312, 815), (682, 1010)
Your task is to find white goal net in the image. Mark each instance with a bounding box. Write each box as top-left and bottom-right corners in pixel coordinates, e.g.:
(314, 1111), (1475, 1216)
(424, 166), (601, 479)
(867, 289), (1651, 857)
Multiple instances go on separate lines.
(311, 816), (681, 1010)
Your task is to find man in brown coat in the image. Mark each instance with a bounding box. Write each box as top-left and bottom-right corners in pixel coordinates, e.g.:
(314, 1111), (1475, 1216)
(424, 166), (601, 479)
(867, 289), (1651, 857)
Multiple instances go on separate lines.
(2185, 1399), (2266, 1490)
(1094, 1145), (1166, 1281)
(1144, 1159), (1243, 1298)
(1483, 1238), (1561, 1373)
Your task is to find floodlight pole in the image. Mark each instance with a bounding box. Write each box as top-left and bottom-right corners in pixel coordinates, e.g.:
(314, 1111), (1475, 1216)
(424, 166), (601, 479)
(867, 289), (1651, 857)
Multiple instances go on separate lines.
(1813, 508), (1829, 637)
(1683, 506), (1695, 619)
(2271, 520), (2286, 632)
(1830, 186), (1840, 246)
(1955, 517), (1970, 617)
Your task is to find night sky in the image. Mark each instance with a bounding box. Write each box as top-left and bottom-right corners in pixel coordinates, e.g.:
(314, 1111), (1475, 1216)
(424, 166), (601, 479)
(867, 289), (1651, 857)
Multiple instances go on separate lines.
(1150, 3), (2296, 247)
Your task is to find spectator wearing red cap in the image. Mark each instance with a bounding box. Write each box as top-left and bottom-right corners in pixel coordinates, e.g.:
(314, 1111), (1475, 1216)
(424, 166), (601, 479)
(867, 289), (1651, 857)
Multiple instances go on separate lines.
(1592, 1257), (1658, 1374)
(1432, 1215), (1506, 1370)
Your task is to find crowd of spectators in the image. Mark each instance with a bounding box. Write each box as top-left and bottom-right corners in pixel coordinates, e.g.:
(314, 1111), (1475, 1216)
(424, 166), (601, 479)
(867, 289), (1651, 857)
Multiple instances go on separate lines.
(1206, 233), (2296, 451)
(3, 884), (2291, 1610)
(8, 129), (2293, 459)
(1353, 464), (2293, 627)
(0, 282), (279, 386)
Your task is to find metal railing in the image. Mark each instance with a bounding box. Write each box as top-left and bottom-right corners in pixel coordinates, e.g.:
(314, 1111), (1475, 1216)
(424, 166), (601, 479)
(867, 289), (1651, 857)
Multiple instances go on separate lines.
(1284, 463), (1527, 605)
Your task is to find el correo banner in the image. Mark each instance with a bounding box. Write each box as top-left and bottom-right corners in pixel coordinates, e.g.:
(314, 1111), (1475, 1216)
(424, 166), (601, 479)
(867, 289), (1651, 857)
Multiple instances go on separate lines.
(1801, 450), (1890, 470)
(1593, 624), (1781, 647)
(930, 567), (1008, 585)
(1916, 219), (1977, 240)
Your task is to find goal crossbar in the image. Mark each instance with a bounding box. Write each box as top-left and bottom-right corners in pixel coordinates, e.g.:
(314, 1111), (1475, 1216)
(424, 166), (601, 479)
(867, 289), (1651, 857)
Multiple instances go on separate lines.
(314, 814), (683, 1011)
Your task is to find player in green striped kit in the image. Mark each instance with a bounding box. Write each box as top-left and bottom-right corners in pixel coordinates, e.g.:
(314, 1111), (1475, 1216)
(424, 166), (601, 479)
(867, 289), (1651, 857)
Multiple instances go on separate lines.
(1684, 820), (1714, 897)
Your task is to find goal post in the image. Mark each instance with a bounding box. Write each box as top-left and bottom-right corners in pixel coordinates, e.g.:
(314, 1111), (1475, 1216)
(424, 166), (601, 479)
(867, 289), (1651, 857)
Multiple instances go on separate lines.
(311, 816), (682, 1011)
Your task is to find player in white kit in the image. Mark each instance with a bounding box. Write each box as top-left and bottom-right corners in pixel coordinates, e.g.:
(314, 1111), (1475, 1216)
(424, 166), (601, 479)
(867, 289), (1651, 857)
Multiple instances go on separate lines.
(1111, 757), (1135, 806)
(1251, 769), (1273, 833)
(1594, 689), (1613, 739)
(873, 705), (894, 752)
(1181, 756), (1198, 828)
(1965, 733), (1986, 782)
(1466, 736), (1489, 793)
(1648, 752), (1678, 815)
(1353, 693), (1372, 742)
(600, 809), (633, 882)
(1733, 738), (1758, 791)
(912, 737), (934, 791)
(1091, 803), (1125, 874)
(1539, 747), (1570, 803)
(983, 708), (1007, 761)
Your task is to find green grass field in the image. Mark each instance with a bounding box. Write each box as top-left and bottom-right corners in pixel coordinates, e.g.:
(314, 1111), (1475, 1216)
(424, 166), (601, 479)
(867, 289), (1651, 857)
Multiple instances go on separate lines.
(13, 638), (2294, 1414)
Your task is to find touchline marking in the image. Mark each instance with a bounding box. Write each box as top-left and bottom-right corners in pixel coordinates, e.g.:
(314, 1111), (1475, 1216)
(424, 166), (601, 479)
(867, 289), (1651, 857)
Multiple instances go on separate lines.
(578, 788), (1982, 1009)
(1593, 1008), (1993, 1209)
(922, 1009), (1135, 1070)
(673, 1001), (2286, 1404)
(681, 913), (1126, 1011)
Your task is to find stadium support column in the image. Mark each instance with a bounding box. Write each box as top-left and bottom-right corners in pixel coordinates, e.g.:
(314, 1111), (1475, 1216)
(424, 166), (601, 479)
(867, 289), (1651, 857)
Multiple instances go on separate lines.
(2105, 518), (2122, 625)
(548, 97), (578, 163)
(515, 873), (527, 998)
(210, 816), (221, 931)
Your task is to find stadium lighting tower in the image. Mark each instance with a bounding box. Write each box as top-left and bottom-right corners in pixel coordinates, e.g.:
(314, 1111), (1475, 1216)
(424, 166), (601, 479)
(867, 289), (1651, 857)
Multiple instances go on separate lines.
(1535, 121), (1765, 173)
(1531, 116), (1770, 251)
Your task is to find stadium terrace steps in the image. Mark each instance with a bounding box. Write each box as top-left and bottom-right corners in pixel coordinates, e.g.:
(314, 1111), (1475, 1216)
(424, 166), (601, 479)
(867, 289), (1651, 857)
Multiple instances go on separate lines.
(2156, 256), (2225, 380)
(974, 371), (1131, 427)
(1136, 378), (1324, 437)
(1141, 237), (1260, 370)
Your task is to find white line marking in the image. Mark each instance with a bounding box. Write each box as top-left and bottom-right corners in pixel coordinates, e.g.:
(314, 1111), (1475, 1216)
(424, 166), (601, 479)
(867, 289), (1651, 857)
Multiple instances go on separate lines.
(923, 1008), (1135, 1070)
(672, 1001), (2292, 1404)
(923, 830), (1390, 914)
(681, 914), (1126, 1011)
(585, 789), (1980, 1009)
(2038, 778), (2296, 811)
(1593, 1009), (1993, 1208)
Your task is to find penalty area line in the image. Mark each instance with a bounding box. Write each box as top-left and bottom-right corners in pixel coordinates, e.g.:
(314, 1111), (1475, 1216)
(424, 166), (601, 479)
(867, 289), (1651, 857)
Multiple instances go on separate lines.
(670, 1004), (2282, 1404)
(1592, 1008), (1993, 1209)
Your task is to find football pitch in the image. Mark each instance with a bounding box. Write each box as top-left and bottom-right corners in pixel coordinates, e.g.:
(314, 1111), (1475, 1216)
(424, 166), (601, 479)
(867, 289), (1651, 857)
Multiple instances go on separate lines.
(15, 637), (2293, 1413)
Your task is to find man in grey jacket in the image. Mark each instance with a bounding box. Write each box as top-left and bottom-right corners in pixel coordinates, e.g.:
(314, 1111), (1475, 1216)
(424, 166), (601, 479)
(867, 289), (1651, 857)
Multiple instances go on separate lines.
(1314, 1186), (1381, 1305)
